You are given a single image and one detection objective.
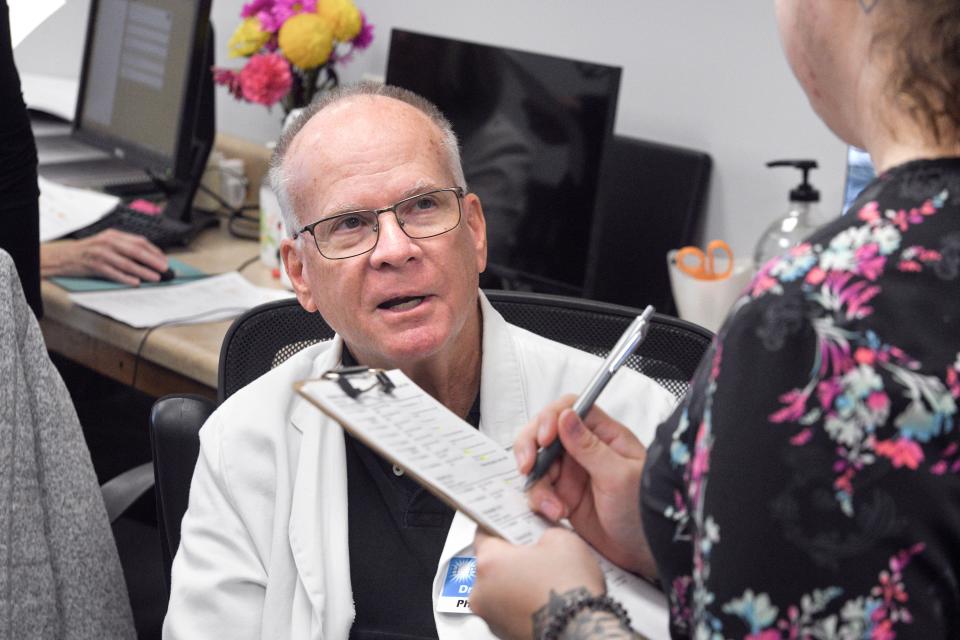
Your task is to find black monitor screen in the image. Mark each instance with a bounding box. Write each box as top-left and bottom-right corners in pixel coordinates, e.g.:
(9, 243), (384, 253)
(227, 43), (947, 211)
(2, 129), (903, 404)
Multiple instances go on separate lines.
(386, 29), (621, 293)
(75, 0), (209, 181)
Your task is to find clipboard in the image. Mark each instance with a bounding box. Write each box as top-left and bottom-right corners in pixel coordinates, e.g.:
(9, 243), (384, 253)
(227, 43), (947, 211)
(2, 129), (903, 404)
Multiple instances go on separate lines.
(294, 367), (549, 545)
(295, 366), (673, 637)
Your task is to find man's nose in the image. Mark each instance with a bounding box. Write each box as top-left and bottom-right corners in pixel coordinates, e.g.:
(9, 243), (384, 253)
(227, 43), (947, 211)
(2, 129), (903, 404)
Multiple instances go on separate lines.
(369, 211), (418, 265)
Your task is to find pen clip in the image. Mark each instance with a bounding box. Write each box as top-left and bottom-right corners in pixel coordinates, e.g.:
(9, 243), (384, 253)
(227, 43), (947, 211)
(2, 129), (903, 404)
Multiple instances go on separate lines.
(607, 306), (655, 373)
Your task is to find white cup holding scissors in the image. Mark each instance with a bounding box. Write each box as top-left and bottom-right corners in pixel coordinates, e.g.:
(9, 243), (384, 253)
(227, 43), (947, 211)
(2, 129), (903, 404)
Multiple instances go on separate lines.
(667, 240), (755, 333)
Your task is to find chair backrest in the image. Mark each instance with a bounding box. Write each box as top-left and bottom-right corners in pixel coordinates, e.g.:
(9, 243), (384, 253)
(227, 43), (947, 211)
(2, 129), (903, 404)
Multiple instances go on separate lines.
(219, 290), (712, 402)
(152, 290), (713, 592)
(149, 394), (216, 593)
(584, 135), (713, 315)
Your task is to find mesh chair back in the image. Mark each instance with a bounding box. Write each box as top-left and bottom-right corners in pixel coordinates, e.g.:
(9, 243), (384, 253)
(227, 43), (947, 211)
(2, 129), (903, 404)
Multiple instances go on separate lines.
(219, 290), (713, 403)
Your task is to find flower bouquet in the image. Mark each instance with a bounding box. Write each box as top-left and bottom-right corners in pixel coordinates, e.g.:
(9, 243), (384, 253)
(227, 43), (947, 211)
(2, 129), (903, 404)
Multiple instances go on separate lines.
(214, 0), (374, 114)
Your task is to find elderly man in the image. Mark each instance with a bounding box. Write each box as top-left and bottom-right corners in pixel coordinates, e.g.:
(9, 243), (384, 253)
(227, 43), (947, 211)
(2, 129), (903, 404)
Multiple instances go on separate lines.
(164, 82), (676, 640)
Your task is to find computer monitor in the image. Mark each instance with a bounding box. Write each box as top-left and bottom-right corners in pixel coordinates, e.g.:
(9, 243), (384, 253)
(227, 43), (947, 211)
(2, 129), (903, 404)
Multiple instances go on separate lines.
(72, 0), (215, 221)
(386, 29), (621, 295)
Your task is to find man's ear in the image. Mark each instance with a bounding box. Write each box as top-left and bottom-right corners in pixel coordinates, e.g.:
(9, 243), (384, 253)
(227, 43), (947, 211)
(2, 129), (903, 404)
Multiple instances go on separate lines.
(463, 193), (487, 273)
(281, 238), (318, 313)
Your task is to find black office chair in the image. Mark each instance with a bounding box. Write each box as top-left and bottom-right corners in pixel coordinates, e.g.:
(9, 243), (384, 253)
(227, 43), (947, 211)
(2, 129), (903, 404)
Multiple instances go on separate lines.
(149, 291), (713, 591)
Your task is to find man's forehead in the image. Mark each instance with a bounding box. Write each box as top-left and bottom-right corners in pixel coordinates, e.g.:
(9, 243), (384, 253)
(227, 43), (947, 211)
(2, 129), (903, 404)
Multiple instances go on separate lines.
(283, 95), (451, 211)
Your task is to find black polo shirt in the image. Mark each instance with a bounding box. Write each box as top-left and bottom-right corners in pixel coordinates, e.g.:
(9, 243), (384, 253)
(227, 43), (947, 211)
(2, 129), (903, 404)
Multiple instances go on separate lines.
(341, 349), (481, 639)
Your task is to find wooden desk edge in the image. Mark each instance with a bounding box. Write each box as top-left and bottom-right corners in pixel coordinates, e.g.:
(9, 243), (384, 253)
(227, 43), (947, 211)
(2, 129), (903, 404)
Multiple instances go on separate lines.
(41, 315), (217, 400)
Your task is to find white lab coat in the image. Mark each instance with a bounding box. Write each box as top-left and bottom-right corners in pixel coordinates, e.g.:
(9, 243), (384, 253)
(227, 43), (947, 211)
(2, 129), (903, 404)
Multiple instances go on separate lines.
(164, 292), (677, 640)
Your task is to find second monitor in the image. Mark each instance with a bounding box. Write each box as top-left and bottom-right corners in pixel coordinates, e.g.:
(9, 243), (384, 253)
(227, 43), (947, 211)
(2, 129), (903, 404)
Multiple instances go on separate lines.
(386, 29), (621, 295)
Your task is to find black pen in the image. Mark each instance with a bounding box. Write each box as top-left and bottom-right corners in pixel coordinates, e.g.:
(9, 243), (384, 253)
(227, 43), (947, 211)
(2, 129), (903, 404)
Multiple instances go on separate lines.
(524, 305), (656, 489)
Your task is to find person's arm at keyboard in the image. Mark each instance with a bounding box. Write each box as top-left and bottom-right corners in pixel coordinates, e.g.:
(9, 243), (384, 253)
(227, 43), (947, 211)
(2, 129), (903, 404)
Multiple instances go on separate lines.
(40, 229), (169, 286)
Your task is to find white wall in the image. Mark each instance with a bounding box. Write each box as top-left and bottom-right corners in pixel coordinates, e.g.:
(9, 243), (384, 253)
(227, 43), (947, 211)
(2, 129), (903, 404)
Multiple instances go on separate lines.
(15, 0), (848, 257)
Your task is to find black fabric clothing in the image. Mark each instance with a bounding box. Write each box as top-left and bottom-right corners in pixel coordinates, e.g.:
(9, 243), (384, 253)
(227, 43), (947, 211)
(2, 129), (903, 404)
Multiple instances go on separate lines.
(341, 348), (481, 640)
(642, 158), (960, 638)
(0, 0), (41, 318)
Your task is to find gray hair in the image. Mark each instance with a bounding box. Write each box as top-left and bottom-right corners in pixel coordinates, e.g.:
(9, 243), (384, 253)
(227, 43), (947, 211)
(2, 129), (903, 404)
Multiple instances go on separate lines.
(268, 81), (467, 236)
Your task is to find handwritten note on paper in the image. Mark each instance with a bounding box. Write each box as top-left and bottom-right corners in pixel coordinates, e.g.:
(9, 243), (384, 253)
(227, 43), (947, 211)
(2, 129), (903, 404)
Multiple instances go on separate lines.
(300, 371), (549, 545)
(296, 370), (670, 638)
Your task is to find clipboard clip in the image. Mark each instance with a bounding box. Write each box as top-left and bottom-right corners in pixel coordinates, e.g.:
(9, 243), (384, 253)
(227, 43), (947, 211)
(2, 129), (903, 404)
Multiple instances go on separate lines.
(321, 365), (396, 399)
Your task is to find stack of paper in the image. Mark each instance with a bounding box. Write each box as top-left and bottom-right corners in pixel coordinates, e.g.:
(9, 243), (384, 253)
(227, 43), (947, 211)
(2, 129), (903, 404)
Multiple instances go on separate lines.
(38, 176), (119, 241)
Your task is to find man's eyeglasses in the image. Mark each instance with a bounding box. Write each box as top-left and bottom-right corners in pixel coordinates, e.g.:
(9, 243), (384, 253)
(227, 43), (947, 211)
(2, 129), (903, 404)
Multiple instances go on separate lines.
(293, 187), (465, 260)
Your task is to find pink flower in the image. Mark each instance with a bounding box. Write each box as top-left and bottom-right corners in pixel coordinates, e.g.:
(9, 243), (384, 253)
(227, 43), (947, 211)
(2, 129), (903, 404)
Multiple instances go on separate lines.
(255, 9), (281, 32)
(212, 67), (244, 100)
(746, 632), (781, 640)
(891, 209), (910, 232)
(855, 243), (886, 280)
(691, 427), (711, 480)
(838, 280), (881, 320)
(239, 53), (292, 105)
(854, 347), (876, 365)
(858, 201), (881, 223)
(817, 379), (841, 409)
(866, 391), (889, 413)
(240, 0), (282, 32)
(898, 260), (922, 272)
(805, 266), (826, 285)
(750, 273), (778, 297)
(271, 0), (316, 25)
(241, 0), (273, 19)
(352, 11), (375, 49)
(790, 428), (813, 446)
(870, 619), (895, 640)
(874, 438), (924, 470)
(770, 389), (808, 423)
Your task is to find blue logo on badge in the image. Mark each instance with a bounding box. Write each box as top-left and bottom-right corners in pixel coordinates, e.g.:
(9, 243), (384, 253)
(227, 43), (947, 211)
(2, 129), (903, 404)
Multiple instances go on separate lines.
(442, 556), (476, 597)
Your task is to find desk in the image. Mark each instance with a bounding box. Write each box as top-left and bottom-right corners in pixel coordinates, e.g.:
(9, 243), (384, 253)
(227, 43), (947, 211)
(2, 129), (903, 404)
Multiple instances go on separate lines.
(40, 223), (289, 400)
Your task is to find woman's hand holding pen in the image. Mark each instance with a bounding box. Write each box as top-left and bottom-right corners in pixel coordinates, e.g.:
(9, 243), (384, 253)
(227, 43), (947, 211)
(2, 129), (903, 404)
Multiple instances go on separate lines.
(514, 395), (657, 578)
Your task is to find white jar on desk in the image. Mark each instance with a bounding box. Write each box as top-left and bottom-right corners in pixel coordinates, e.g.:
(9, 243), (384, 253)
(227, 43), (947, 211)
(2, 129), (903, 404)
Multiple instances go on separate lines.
(259, 178), (284, 270)
(259, 180), (293, 289)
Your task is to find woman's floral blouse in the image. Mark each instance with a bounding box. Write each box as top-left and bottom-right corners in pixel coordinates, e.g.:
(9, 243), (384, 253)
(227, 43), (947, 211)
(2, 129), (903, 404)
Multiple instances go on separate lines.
(642, 158), (960, 639)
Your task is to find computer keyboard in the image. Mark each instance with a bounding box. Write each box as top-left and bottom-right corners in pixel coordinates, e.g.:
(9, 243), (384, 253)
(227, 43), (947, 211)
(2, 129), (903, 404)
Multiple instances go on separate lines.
(71, 205), (198, 250)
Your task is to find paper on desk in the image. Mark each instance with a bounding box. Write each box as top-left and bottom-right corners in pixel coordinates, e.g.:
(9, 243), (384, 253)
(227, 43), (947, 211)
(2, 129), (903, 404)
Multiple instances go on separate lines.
(296, 372), (670, 638)
(69, 272), (292, 328)
(19, 73), (77, 121)
(39, 176), (119, 241)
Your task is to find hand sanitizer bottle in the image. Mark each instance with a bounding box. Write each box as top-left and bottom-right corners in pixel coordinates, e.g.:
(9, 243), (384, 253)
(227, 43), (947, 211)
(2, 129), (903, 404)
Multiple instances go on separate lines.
(753, 159), (823, 268)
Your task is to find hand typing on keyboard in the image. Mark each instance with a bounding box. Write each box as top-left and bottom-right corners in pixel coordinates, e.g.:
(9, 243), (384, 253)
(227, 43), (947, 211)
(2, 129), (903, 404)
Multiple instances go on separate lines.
(40, 228), (169, 286)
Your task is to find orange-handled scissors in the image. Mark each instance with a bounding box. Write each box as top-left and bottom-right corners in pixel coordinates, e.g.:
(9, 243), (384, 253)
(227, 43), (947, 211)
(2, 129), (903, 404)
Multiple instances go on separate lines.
(675, 240), (734, 281)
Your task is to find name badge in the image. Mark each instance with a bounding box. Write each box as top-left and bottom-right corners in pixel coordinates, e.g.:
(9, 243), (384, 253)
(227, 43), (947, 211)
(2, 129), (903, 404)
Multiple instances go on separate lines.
(436, 556), (476, 614)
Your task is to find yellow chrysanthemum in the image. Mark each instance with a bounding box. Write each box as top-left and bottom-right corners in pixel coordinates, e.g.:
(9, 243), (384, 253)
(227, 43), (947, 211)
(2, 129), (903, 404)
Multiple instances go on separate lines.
(228, 17), (271, 58)
(316, 0), (361, 42)
(279, 13), (334, 69)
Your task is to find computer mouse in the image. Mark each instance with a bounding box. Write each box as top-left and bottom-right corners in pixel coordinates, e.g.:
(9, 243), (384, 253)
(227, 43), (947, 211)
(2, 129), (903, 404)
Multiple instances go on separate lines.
(158, 268), (176, 282)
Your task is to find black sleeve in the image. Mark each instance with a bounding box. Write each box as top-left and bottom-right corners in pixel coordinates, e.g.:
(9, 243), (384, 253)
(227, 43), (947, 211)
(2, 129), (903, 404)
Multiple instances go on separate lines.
(0, 0), (42, 319)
